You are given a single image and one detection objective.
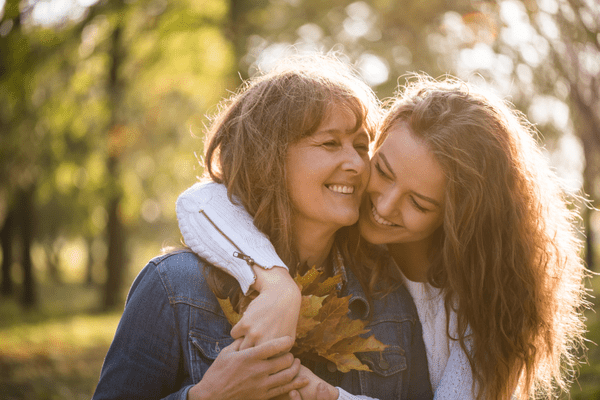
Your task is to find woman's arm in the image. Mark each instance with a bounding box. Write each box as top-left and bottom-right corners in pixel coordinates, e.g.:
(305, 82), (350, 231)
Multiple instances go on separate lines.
(177, 182), (290, 294)
(93, 260), (306, 400)
(177, 181), (302, 349)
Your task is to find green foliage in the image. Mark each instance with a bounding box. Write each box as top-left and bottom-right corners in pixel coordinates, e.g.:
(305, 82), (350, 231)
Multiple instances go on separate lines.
(565, 273), (600, 399)
(0, 0), (598, 394)
(0, 0), (235, 293)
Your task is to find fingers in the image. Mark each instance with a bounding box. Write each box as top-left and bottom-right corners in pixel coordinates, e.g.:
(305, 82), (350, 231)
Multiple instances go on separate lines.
(239, 326), (275, 350)
(316, 382), (338, 400)
(289, 390), (302, 400)
(246, 335), (294, 359)
(316, 383), (328, 400)
(230, 318), (248, 339)
(231, 316), (263, 349)
(238, 335), (256, 351)
(267, 360), (309, 398)
(268, 352), (295, 374)
(232, 317), (263, 350)
(220, 337), (243, 354)
(266, 356), (300, 383)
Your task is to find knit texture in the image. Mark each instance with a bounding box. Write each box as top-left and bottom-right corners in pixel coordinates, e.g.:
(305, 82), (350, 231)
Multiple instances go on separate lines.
(176, 181), (287, 294)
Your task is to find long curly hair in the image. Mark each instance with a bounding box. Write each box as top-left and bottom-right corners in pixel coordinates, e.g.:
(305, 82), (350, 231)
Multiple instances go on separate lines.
(375, 75), (589, 399)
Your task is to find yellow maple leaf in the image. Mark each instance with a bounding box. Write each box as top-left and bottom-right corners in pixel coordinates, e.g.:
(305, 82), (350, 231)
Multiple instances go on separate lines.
(296, 317), (320, 339)
(217, 297), (242, 326)
(323, 352), (371, 373)
(329, 334), (387, 354)
(295, 267), (322, 290)
(300, 294), (327, 319)
(215, 266), (387, 372)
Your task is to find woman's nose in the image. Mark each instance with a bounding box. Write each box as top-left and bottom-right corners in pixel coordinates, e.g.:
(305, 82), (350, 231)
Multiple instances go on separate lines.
(374, 188), (401, 218)
(341, 146), (367, 175)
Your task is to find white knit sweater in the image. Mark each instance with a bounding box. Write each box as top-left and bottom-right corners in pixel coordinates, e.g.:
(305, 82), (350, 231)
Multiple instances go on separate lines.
(176, 181), (476, 400)
(399, 274), (475, 399)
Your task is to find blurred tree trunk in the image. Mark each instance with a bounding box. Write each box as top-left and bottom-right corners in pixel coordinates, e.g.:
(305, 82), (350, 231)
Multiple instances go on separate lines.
(104, 182), (126, 309)
(0, 0), (20, 300)
(0, 0), (38, 306)
(1, 210), (14, 297)
(102, 21), (127, 310)
(19, 186), (36, 307)
(86, 237), (95, 286)
(228, 0), (253, 80)
(44, 243), (62, 284)
(576, 99), (599, 271)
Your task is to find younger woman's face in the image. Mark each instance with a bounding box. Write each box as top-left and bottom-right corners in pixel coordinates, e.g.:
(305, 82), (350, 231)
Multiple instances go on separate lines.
(358, 122), (446, 245)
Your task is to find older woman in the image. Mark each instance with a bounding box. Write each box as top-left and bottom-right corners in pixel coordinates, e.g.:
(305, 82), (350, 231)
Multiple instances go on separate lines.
(93, 56), (432, 400)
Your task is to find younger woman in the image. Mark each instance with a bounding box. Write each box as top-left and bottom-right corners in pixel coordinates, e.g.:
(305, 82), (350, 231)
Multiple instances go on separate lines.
(180, 75), (589, 399)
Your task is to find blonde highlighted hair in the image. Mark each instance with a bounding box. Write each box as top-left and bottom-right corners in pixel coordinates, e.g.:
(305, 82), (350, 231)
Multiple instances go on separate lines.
(376, 75), (589, 399)
(204, 54), (380, 274)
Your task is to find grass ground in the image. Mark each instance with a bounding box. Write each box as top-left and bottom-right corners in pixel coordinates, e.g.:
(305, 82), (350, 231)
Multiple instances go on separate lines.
(1, 276), (600, 399)
(570, 273), (600, 400)
(0, 283), (120, 400)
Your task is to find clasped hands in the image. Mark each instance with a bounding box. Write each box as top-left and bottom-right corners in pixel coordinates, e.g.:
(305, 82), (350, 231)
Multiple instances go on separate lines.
(188, 335), (338, 400)
(213, 267), (339, 400)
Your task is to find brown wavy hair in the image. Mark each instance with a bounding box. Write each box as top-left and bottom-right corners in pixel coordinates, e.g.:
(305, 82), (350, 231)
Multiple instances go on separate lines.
(375, 75), (589, 399)
(203, 54), (381, 296)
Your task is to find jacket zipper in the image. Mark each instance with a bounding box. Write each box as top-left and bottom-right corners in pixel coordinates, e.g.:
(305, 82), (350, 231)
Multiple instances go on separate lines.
(198, 209), (257, 267)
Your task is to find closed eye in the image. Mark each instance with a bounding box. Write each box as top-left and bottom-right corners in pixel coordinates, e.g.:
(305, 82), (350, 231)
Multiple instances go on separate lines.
(410, 196), (430, 213)
(374, 161), (390, 179)
(322, 141), (338, 148)
(354, 143), (369, 153)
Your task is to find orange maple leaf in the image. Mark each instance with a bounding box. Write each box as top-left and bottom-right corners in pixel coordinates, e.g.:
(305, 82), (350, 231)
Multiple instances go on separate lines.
(216, 266), (387, 372)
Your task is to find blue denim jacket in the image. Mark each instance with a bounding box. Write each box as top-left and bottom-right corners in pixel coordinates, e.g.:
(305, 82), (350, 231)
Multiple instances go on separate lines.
(93, 250), (432, 400)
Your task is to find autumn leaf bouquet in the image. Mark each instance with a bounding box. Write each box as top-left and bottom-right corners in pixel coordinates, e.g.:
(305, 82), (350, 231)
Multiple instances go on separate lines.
(217, 266), (387, 373)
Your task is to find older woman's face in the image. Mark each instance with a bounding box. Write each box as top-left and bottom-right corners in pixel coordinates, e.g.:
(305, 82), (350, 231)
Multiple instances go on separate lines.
(285, 105), (370, 234)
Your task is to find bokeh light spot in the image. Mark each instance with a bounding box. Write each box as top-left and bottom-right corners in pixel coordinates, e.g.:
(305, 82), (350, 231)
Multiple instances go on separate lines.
(356, 53), (388, 86)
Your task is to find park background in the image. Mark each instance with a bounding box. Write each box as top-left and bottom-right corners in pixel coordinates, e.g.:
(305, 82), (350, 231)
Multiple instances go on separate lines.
(1, 0), (599, 398)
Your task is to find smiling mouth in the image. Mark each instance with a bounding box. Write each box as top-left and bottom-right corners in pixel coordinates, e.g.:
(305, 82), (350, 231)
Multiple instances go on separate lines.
(326, 185), (355, 194)
(371, 205), (398, 226)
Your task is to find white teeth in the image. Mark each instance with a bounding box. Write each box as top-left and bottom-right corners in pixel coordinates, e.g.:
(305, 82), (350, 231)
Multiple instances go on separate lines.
(328, 185), (354, 194)
(372, 206), (395, 226)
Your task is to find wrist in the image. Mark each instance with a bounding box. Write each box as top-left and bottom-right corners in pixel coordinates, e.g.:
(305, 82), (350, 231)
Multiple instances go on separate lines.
(251, 265), (298, 294)
(187, 381), (214, 400)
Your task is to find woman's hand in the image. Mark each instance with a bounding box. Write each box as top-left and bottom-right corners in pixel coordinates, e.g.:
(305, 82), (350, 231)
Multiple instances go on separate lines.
(231, 266), (302, 350)
(280, 366), (339, 400)
(187, 336), (308, 400)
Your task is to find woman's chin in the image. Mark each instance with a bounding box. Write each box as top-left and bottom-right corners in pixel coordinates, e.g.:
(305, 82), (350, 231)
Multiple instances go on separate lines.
(339, 214), (360, 228)
(358, 218), (387, 245)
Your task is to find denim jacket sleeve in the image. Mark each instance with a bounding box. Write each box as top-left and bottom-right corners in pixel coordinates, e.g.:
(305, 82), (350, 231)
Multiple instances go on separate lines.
(92, 258), (193, 400)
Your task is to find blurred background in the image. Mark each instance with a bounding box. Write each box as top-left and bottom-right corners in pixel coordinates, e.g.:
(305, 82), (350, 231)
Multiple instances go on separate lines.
(0, 0), (599, 398)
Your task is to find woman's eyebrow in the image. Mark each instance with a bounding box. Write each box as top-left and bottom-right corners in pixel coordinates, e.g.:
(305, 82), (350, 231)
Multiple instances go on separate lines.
(379, 152), (397, 179)
(380, 152), (441, 208)
(317, 127), (368, 136)
(412, 192), (441, 208)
